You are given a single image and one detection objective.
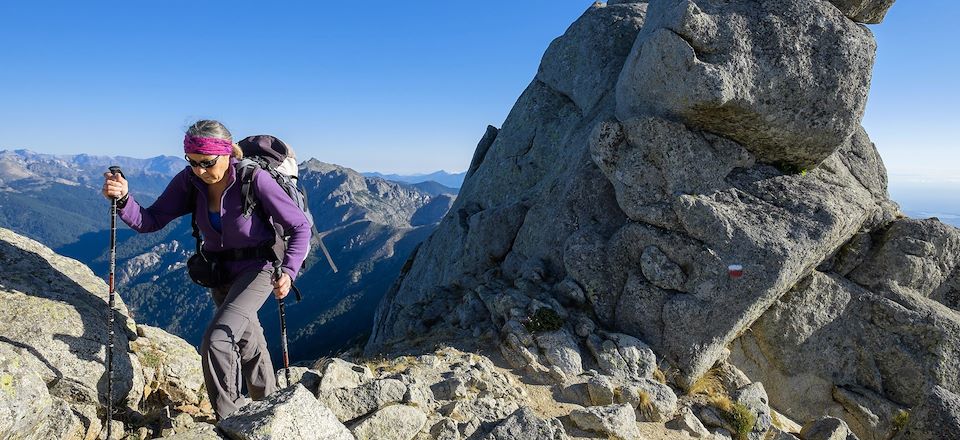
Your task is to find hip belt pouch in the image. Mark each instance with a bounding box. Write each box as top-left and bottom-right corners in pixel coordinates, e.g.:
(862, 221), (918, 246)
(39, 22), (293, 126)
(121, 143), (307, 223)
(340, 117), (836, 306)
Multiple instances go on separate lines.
(187, 252), (224, 288)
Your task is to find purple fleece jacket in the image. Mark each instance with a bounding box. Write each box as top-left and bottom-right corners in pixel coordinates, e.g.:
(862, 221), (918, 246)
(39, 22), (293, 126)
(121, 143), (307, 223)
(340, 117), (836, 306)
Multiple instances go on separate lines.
(118, 158), (310, 281)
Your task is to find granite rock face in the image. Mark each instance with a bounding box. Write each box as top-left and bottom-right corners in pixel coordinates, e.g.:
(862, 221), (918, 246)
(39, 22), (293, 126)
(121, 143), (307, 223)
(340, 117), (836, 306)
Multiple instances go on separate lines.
(537, 2), (648, 114)
(616, 0), (877, 169)
(730, 219), (960, 440)
(896, 386), (960, 440)
(827, 0), (897, 24)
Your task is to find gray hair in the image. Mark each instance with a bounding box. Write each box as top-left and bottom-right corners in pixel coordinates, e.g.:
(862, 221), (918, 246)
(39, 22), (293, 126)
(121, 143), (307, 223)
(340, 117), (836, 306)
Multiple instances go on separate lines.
(186, 119), (242, 158)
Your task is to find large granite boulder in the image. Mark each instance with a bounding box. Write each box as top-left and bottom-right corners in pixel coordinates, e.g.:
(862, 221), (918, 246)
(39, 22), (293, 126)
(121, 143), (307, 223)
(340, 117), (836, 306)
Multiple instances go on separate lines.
(0, 227), (213, 439)
(218, 384), (353, 440)
(537, 2), (648, 114)
(365, 1), (896, 385)
(0, 227), (142, 438)
(827, 0), (897, 24)
(616, 0), (876, 169)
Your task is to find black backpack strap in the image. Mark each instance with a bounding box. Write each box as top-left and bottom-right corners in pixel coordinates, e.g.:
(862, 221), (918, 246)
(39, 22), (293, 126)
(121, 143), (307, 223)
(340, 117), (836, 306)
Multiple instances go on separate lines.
(237, 159), (260, 219)
(188, 184), (204, 259)
(236, 159), (282, 258)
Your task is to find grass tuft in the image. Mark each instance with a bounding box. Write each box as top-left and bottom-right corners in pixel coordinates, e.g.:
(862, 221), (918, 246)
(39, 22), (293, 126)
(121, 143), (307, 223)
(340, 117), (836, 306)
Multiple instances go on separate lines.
(723, 402), (756, 440)
(706, 393), (756, 440)
(637, 389), (656, 420)
(771, 411), (784, 430)
(688, 366), (725, 397)
(653, 366), (667, 384)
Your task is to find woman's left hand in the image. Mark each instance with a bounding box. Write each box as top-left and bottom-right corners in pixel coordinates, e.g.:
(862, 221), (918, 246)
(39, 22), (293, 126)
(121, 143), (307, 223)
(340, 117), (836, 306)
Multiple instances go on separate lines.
(272, 272), (291, 299)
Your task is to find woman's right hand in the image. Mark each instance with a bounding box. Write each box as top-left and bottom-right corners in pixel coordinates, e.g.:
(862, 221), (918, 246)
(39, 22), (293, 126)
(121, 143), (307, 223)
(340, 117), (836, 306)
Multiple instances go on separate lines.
(102, 171), (128, 200)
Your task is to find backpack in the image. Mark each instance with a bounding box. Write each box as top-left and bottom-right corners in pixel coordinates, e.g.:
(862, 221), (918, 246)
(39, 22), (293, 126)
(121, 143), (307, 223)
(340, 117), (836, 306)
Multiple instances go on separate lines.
(236, 135), (314, 244)
(187, 135), (338, 298)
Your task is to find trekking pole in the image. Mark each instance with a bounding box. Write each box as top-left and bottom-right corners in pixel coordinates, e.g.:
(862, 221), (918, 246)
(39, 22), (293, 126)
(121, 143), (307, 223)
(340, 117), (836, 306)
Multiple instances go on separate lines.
(272, 260), (292, 387)
(105, 165), (123, 439)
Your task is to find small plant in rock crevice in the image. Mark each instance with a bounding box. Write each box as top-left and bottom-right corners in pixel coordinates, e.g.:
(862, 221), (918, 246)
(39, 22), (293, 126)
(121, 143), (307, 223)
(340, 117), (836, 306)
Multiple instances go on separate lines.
(891, 409), (910, 434)
(688, 366), (758, 440)
(139, 350), (165, 369)
(521, 307), (564, 333)
(772, 161), (808, 176)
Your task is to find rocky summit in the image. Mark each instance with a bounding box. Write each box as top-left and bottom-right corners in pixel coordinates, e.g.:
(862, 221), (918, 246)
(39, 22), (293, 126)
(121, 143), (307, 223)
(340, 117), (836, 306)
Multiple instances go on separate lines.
(4, 0), (960, 439)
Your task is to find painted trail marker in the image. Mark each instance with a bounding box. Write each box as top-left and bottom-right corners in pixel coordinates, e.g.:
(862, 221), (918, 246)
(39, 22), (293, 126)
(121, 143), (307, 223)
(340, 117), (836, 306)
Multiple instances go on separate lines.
(728, 264), (744, 279)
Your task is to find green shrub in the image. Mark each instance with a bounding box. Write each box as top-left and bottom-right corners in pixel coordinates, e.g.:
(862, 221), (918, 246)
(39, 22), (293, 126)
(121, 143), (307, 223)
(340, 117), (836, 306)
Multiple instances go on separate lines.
(722, 402), (756, 440)
(522, 308), (564, 333)
(772, 161), (807, 175)
(892, 409), (910, 432)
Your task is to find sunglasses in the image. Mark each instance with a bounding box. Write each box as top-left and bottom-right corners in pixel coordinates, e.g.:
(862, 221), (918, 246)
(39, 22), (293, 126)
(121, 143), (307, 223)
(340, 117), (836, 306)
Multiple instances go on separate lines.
(184, 155), (221, 169)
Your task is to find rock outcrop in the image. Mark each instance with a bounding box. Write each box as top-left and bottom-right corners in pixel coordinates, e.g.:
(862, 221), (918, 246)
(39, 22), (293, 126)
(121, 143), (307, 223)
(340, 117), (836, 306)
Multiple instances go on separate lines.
(0, 227), (209, 439)
(364, 0), (959, 439)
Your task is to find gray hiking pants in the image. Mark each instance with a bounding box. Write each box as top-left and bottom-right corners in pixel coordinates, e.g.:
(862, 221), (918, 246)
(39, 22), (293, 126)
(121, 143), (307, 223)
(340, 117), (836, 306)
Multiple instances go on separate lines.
(202, 269), (278, 419)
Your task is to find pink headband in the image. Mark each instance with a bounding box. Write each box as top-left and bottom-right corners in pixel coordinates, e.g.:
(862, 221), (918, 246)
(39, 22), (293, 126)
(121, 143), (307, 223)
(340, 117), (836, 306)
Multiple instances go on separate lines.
(183, 134), (234, 156)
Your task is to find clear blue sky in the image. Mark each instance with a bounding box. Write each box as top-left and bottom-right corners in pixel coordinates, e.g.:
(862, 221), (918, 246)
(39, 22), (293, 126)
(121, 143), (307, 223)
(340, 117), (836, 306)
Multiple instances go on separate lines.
(0, 1), (956, 176)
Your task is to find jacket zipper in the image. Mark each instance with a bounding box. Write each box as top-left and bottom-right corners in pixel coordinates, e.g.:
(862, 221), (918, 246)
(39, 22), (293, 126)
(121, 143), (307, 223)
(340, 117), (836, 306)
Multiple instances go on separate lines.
(219, 171), (237, 248)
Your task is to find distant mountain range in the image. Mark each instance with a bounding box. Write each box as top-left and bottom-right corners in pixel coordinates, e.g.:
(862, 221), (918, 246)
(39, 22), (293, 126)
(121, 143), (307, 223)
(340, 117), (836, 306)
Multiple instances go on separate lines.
(0, 149), (455, 362)
(0, 150), (183, 248)
(362, 170), (465, 189)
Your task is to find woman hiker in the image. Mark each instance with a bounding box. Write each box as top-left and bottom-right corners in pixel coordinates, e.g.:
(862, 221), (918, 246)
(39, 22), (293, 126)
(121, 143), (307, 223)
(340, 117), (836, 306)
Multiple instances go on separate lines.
(100, 119), (310, 419)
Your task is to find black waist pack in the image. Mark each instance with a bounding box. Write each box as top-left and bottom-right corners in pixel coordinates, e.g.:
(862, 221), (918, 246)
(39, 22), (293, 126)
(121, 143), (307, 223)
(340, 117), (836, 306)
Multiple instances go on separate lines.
(186, 253), (224, 288)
